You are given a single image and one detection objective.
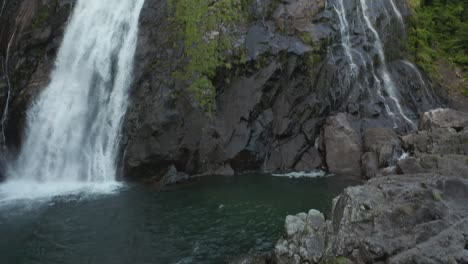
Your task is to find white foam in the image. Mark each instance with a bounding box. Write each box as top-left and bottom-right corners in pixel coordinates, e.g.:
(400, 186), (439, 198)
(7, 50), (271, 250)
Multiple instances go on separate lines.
(272, 170), (327, 179)
(0, 180), (123, 205)
(398, 151), (410, 161)
(0, 0), (144, 203)
(8, 0), (145, 183)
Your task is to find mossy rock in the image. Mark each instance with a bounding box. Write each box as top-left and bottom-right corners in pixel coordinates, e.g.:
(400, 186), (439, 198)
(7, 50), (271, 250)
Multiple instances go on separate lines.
(169, 0), (249, 113)
(432, 189), (443, 202)
(328, 256), (353, 264)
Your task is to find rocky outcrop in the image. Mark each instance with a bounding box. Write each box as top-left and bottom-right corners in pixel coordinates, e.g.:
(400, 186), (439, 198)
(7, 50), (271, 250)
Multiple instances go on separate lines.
(272, 173), (468, 263)
(324, 113), (362, 176)
(274, 209), (327, 264)
(398, 109), (468, 177)
(268, 109), (468, 264)
(419, 108), (468, 130)
(1, 0), (448, 182)
(0, 0), (74, 148)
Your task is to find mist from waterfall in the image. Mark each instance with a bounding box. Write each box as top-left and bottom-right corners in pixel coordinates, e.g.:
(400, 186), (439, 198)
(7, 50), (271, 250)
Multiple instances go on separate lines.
(0, 0), (145, 201)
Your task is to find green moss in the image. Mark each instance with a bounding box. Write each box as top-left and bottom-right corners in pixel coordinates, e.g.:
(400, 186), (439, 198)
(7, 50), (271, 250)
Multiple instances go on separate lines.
(327, 257), (353, 264)
(408, 0), (423, 10)
(170, 0), (248, 113)
(432, 189), (443, 202)
(187, 76), (215, 113)
(299, 32), (313, 45)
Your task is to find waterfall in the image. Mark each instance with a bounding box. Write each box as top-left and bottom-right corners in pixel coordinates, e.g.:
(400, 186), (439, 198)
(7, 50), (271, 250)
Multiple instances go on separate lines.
(389, 0), (404, 26)
(402, 60), (436, 102)
(0, 0), (145, 200)
(333, 0), (357, 74)
(358, 0), (415, 128)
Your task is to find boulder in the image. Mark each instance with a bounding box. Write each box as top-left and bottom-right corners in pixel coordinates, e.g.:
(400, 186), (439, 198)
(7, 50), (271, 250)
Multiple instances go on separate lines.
(294, 147), (322, 171)
(324, 114), (362, 176)
(379, 166), (398, 177)
(276, 174), (468, 263)
(419, 108), (468, 130)
(397, 157), (427, 174)
(363, 128), (401, 167)
(361, 152), (378, 179)
(159, 165), (189, 186)
(419, 154), (468, 178)
(274, 209), (327, 264)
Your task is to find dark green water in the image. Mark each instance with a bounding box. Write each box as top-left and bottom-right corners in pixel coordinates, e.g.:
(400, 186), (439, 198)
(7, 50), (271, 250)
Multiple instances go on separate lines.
(0, 174), (356, 264)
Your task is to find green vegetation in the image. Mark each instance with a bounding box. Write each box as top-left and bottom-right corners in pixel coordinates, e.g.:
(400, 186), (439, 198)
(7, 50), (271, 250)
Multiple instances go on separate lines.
(432, 189), (443, 202)
(327, 256), (353, 264)
(408, 0), (468, 95)
(169, 0), (248, 113)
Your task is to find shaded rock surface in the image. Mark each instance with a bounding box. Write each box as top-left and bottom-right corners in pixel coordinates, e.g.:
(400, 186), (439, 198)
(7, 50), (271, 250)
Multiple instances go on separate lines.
(399, 109), (468, 177)
(1, 0), (449, 182)
(324, 113), (361, 176)
(419, 108), (468, 130)
(264, 109), (468, 264)
(270, 173), (468, 264)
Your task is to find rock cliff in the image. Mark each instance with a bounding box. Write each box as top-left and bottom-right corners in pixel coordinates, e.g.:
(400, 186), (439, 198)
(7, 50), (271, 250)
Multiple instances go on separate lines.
(0, 0), (456, 182)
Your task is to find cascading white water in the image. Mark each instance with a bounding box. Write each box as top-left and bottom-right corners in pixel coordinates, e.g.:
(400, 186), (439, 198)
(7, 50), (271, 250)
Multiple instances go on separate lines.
(0, 0), (145, 201)
(402, 60), (435, 100)
(358, 0), (415, 128)
(333, 0), (357, 73)
(389, 0), (404, 26)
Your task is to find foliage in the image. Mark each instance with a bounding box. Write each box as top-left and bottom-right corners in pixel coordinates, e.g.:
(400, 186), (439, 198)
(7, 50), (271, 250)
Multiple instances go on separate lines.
(408, 0), (468, 95)
(170, 0), (247, 113)
(327, 256), (353, 264)
(432, 189), (442, 202)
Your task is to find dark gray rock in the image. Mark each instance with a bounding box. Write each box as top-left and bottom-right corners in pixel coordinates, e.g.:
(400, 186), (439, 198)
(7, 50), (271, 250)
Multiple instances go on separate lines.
(363, 128), (402, 168)
(275, 174), (468, 264)
(294, 147), (322, 172)
(419, 154), (468, 178)
(397, 157), (427, 174)
(379, 166), (398, 177)
(160, 165), (189, 186)
(274, 209), (327, 264)
(361, 152), (378, 179)
(0, 0), (447, 182)
(419, 108), (468, 130)
(324, 113), (362, 176)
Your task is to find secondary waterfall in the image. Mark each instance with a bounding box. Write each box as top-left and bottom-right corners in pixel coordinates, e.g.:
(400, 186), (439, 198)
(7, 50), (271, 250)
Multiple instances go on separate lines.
(358, 0), (414, 128)
(333, 0), (357, 73)
(1, 0), (145, 200)
(328, 0), (417, 129)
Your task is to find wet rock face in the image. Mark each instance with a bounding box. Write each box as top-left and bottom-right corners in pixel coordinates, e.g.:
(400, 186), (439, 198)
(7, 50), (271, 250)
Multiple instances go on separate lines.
(324, 113), (362, 176)
(0, 0), (74, 149)
(398, 109), (468, 177)
(122, 0), (447, 179)
(328, 175), (468, 264)
(1, 0), (448, 180)
(271, 109), (468, 264)
(419, 108), (468, 130)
